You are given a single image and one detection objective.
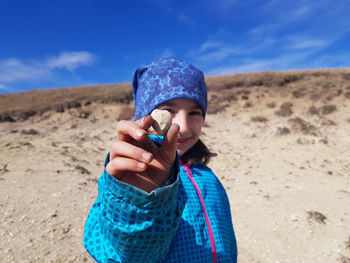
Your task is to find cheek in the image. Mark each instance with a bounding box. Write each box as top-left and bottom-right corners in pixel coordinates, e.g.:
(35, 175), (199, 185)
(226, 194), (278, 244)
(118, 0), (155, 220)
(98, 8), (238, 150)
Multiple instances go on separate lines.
(191, 120), (203, 136)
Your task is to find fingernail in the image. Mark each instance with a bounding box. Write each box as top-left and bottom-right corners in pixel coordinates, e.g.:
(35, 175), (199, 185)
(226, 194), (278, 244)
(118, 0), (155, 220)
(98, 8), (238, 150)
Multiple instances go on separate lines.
(142, 152), (152, 163)
(135, 129), (145, 137)
(137, 162), (146, 169)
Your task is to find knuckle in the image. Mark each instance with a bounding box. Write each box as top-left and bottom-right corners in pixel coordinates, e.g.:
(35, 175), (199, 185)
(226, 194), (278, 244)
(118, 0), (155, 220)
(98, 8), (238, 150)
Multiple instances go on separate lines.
(106, 162), (115, 175)
(117, 120), (129, 130)
(109, 158), (122, 173)
(110, 141), (122, 155)
(116, 120), (123, 128)
(112, 140), (122, 149)
(118, 119), (127, 125)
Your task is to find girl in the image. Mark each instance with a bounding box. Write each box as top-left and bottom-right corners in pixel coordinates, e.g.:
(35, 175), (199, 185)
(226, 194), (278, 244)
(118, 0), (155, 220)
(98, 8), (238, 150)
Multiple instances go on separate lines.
(84, 57), (237, 262)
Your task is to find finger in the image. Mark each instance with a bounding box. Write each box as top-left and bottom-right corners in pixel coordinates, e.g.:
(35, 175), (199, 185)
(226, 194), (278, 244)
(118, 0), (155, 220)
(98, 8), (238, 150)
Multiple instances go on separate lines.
(159, 123), (180, 164)
(135, 115), (153, 131)
(106, 156), (147, 178)
(117, 120), (147, 142)
(109, 141), (153, 163)
(134, 115), (161, 155)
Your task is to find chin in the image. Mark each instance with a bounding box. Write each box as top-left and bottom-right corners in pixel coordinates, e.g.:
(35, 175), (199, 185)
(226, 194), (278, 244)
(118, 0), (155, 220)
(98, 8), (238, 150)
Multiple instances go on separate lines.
(177, 148), (186, 157)
(177, 146), (190, 157)
(177, 149), (184, 156)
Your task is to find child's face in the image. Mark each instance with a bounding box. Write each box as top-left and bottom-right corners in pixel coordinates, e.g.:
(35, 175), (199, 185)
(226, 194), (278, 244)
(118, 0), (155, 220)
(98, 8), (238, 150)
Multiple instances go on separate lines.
(156, 98), (204, 156)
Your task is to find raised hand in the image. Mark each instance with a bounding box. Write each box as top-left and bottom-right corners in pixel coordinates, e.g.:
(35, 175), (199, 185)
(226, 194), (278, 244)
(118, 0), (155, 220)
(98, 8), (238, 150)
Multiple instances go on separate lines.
(106, 115), (179, 193)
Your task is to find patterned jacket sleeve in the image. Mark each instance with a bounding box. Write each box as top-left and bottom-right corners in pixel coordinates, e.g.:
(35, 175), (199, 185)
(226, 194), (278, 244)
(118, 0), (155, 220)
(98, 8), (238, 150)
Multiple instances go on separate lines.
(83, 152), (186, 263)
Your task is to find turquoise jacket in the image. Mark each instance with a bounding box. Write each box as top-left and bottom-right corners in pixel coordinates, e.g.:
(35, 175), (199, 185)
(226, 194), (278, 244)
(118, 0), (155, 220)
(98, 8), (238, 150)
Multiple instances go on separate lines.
(84, 137), (237, 263)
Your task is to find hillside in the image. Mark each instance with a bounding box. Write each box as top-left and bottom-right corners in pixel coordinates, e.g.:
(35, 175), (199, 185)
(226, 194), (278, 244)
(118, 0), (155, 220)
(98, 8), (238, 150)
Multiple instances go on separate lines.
(1, 69), (350, 121)
(0, 69), (350, 262)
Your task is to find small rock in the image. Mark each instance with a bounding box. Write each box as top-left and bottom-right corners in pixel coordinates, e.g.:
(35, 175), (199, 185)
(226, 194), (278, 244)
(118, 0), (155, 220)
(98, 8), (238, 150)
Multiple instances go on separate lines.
(20, 129), (39, 135)
(75, 165), (91, 174)
(307, 210), (327, 224)
(290, 214), (298, 221)
(79, 111), (90, 119)
(62, 224), (71, 234)
(151, 109), (172, 136)
(50, 210), (58, 218)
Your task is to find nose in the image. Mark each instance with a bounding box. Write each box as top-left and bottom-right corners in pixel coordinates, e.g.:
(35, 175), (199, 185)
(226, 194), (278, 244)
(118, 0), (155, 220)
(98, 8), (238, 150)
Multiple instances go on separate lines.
(172, 111), (189, 134)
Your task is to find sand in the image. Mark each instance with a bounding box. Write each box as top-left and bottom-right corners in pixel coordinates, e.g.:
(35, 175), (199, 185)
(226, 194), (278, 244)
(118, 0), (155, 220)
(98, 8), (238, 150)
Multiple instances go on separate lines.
(0, 87), (350, 262)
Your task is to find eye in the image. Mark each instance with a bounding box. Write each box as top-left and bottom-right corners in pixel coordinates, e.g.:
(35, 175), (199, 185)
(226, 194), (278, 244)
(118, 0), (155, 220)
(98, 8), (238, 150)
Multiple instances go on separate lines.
(189, 110), (202, 116)
(158, 107), (175, 114)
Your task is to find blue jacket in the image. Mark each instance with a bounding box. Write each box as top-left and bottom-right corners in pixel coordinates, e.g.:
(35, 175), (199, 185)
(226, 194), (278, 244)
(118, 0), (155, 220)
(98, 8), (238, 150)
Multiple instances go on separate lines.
(84, 138), (237, 263)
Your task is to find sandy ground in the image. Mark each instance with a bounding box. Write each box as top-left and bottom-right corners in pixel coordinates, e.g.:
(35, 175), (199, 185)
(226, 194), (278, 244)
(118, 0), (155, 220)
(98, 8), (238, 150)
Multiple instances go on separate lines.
(0, 91), (350, 262)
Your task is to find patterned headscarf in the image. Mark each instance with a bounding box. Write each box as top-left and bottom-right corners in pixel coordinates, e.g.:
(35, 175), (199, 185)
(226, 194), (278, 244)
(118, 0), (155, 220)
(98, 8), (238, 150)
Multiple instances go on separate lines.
(132, 57), (207, 121)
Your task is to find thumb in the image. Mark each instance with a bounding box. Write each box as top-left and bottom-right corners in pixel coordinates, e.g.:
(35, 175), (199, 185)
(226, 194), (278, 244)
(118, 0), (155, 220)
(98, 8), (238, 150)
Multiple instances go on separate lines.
(159, 123), (179, 164)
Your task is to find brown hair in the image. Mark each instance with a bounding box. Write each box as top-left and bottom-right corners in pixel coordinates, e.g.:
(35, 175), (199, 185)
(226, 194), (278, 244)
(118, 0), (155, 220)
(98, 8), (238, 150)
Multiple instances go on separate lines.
(180, 139), (211, 166)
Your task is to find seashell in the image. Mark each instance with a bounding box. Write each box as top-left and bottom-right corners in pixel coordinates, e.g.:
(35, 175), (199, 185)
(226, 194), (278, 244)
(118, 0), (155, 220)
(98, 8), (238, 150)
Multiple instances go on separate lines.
(151, 109), (172, 136)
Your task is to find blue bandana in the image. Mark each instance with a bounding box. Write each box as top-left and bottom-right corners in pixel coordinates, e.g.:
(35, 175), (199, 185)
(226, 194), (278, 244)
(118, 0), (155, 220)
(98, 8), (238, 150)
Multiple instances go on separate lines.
(132, 57), (207, 121)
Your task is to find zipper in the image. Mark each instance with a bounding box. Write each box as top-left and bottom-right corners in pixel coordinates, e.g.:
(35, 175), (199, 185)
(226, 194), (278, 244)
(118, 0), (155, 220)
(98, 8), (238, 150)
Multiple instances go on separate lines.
(180, 161), (217, 263)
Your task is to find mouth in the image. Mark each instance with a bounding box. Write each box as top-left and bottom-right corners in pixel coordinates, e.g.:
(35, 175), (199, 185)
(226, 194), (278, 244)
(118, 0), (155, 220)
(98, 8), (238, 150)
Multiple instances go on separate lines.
(177, 137), (190, 146)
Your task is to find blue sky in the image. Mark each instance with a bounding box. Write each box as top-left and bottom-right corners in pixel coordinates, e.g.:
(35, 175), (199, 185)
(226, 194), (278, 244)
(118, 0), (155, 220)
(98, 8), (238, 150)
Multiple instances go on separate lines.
(1, 0), (350, 94)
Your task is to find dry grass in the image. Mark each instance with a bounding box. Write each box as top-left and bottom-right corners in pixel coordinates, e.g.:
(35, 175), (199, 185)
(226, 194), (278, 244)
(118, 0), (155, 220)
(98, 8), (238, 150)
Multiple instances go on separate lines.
(288, 117), (317, 135)
(308, 106), (320, 115)
(266, 102), (276, 108)
(321, 104), (337, 115)
(275, 102), (294, 117)
(1, 68), (350, 121)
(251, 116), (268, 122)
(117, 106), (134, 121)
(0, 83), (132, 118)
(276, 127), (291, 136)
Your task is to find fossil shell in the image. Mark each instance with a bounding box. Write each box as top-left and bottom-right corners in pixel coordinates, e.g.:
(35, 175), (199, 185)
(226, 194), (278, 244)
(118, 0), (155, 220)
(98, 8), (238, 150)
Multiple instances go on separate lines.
(151, 109), (172, 136)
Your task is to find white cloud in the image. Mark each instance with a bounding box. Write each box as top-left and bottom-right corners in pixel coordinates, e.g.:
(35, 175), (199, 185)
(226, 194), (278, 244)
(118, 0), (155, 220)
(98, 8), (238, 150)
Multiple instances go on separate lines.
(311, 52), (350, 68)
(287, 37), (332, 49)
(190, 30), (241, 62)
(207, 61), (269, 76)
(47, 51), (95, 71)
(191, 34), (275, 63)
(197, 44), (238, 62)
(0, 83), (17, 93)
(249, 23), (279, 39)
(0, 84), (9, 90)
(199, 41), (222, 53)
(249, 0), (350, 44)
(206, 52), (311, 76)
(293, 6), (311, 17)
(0, 58), (50, 83)
(206, 49), (350, 77)
(0, 51), (96, 84)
